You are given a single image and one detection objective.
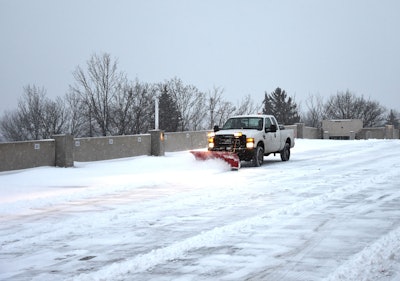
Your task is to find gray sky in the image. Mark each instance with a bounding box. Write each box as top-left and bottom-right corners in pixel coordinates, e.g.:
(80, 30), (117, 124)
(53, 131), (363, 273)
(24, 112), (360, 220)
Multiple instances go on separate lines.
(1, 0), (399, 115)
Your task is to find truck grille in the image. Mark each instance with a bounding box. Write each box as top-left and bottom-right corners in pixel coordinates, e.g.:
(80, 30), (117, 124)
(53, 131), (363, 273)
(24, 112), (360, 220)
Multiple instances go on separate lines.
(213, 135), (246, 151)
(217, 136), (233, 145)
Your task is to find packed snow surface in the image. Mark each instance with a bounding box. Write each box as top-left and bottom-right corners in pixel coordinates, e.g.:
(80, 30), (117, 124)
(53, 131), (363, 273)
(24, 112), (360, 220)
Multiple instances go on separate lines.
(1, 139), (400, 281)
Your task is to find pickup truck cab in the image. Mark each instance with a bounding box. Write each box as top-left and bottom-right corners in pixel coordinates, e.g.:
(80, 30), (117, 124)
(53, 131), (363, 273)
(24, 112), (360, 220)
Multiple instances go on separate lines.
(209, 114), (295, 166)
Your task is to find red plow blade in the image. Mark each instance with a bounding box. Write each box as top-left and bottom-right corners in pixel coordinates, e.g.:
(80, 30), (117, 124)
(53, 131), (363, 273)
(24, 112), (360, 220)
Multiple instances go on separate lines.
(190, 151), (241, 169)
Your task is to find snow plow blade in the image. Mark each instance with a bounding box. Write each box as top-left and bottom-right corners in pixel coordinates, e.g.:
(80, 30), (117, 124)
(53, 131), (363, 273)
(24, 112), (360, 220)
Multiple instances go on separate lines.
(190, 151), (241, 169)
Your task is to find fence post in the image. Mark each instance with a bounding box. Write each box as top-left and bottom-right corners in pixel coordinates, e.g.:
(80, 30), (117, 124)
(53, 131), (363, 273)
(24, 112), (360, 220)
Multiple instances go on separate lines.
(150, 130), (165, 156)
(53, 134), (74, 167)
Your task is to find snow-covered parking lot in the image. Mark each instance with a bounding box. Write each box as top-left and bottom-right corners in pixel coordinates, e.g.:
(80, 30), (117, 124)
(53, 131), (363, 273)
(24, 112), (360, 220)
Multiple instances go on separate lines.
(1, 139), (400, 281)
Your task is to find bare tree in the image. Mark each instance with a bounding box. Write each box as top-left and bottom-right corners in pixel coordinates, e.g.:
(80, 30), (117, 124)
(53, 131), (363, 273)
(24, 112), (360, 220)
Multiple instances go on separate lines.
(41, 96), (68, 139)
(325, 91), (357, 120)
(361, 99), (386, 127)
(189, 91), (207, 131)
(70, 53), (125, 136)
(234, 94), (260, 116)
(0, 85), (68, 141)
(205, 86), (237, 128)
(110, 79), (134, 135)
(207, 86), (224, 129)
(324, 90), (385, 127)
(0, 111), (25, 141)
(130, 80), (154, 134)
(165, 77), (207, 131)
(303, 94), (325, 128)
(215, 101), (236, 128)
(64, 91), (87, 137)
(18, 85), (47, 140)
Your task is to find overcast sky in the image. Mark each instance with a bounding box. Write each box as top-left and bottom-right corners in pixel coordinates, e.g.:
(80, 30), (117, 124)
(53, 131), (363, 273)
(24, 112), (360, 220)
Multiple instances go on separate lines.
(1, 0), (399, 115)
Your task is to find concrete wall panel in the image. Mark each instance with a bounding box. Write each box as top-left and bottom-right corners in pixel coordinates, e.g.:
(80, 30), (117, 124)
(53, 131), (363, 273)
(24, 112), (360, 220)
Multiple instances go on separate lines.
(283, 125), (297, 138)
(165, 131), (209, 152)
(0, 140), (55, 172)
(74, 134), (151, 162)
(304, 127), (320, 139)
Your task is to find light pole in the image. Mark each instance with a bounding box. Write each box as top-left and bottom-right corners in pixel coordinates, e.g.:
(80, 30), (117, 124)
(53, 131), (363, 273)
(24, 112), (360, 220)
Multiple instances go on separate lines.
(154, 96), (159, 130)
(150, 96), (165, 156)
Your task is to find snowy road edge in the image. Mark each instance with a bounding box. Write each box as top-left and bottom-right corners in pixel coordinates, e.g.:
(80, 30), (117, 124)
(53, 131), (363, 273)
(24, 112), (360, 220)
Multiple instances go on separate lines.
(322, 225), (400, 281)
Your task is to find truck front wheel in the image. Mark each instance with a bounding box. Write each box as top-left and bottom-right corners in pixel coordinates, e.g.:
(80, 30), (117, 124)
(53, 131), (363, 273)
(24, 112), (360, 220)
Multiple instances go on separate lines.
(280, 143), (290, 161)
(253, 145), (264, 167)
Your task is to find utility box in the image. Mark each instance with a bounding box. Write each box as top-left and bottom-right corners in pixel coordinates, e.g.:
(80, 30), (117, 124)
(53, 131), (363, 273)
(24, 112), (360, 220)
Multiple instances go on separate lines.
(322, 119), (363, 140)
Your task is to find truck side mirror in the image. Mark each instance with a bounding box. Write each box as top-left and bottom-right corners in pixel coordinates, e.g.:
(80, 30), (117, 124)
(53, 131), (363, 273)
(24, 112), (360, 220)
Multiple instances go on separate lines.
(267, 124), (277, 133)
(213, 125), (220, 132)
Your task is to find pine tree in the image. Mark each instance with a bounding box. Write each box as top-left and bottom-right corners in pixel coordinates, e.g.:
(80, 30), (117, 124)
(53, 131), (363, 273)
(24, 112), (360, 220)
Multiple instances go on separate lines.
(262, 87), (300, 125)
(386, 109), (399, 129)
(158, 85), (181, 132)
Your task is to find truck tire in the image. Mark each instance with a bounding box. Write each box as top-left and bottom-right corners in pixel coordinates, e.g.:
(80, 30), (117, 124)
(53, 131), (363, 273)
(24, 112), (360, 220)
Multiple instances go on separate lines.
(280, 143), (290, 161)
(253, 145), (264, 167)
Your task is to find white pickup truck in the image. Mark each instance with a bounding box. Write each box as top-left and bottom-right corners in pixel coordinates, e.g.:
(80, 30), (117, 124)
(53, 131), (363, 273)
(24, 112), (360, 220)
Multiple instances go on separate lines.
(208, 114), (295, 167)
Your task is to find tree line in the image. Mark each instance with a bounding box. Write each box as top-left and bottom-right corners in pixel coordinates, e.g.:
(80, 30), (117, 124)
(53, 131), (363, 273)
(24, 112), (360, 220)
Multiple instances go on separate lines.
(302, 90), (399, 129)
(0, 53), (399, 142)
(0, 53), (259, 141)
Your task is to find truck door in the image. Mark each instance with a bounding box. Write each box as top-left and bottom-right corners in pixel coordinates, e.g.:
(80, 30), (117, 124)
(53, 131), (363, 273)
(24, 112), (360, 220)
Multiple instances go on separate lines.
(265, 117), (281, 152)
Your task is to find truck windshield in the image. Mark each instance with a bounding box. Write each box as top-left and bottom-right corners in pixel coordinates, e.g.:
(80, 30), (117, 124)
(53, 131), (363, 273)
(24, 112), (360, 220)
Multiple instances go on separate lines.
(222, 117), (263, 130)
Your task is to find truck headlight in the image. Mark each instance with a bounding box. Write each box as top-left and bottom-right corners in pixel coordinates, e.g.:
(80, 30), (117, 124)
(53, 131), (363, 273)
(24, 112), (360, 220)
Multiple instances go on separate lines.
(208, 136), (214, 148)
(246, 138), (255, 149)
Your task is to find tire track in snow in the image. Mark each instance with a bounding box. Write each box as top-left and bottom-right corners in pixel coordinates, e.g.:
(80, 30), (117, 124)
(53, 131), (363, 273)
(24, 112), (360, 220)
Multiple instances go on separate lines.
(73, 166), (393, 281)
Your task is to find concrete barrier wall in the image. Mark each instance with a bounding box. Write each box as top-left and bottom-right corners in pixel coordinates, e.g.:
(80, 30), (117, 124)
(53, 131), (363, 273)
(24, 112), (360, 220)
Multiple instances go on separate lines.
(357, 126), (400, 140)
(74, 131), (209, 162)
(359, 128), (385, 139)
(1, 132), (208, 172)
(1, 125), (397, 172)
(385, 125), (400, 139)
(304, 126), (321, 139)
(283, 125), (297, 138)
(74, 134), (151, 162)
(0, 140), (55, 171)
(284, 124), (320, 139)
(165, 131), (209, 152)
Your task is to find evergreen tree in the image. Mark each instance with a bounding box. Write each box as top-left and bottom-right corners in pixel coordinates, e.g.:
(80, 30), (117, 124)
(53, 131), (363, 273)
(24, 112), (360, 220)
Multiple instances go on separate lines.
(158, 85), (181, 132)
(262, 87), (300, 125)
(386, 109), (399, 129)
